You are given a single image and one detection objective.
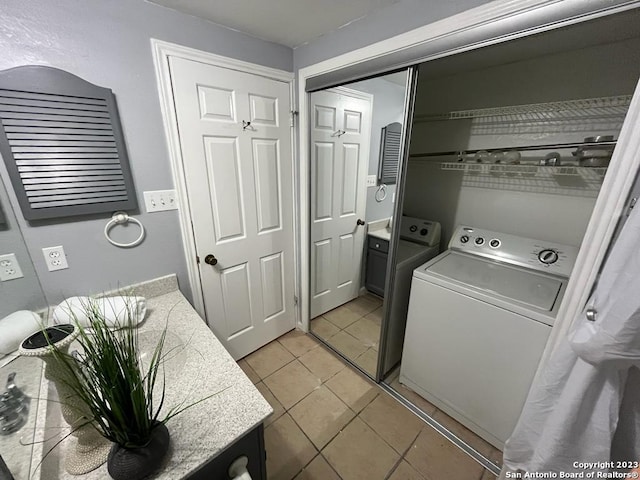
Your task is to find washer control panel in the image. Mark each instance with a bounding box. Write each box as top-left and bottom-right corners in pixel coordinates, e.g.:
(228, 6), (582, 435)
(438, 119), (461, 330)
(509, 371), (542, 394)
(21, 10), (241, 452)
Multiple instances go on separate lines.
(448, 225), (579, 277)
(399, 216), (442, 246)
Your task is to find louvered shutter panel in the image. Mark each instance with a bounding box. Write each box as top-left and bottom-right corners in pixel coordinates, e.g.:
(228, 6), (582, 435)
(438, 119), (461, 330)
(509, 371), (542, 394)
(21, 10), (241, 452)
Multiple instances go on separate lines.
(0, 66), (137, 220)
(377, 122), (402, 185)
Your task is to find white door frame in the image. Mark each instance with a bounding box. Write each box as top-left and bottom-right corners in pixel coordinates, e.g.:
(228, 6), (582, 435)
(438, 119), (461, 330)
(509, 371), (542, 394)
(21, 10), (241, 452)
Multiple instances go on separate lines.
(298, 0), (640, 365)
(151, 39), (296, 320)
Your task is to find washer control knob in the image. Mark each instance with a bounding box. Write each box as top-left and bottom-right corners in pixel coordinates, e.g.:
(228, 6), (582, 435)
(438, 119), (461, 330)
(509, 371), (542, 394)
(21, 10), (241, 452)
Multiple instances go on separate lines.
(409, 225), (417, 233)
(538, 249), (559, 265)
(420, 228), (428, 236)
(460, 235), (469, 244)
(474, 237), (485, 246)
(490, 239), (501, 248)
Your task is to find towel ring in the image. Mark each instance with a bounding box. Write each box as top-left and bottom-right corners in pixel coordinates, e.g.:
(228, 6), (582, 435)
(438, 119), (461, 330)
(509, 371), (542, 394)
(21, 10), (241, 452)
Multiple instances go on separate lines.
(375, 184), (387, 202)
(104, 211), (145, 248)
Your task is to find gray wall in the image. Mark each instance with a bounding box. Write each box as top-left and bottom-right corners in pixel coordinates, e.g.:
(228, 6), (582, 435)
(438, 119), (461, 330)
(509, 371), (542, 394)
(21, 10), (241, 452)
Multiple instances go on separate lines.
(0, 0), (292, 306)
(292, 0), (493, 70)
(404, 38), (640, 248)
(349, 76), (407, 223)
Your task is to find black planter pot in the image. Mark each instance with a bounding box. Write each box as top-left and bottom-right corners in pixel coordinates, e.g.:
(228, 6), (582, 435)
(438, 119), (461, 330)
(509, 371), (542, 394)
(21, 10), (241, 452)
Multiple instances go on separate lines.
(107, 423), (170, 480)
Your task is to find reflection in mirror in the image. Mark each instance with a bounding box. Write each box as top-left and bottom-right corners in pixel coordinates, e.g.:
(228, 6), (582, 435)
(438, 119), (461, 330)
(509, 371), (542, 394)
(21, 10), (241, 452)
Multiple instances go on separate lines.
(0, 180), (47, 319)
(0, 173), (47, 478)
(309, 70), (409, 377)
(0, 197), (6, 226)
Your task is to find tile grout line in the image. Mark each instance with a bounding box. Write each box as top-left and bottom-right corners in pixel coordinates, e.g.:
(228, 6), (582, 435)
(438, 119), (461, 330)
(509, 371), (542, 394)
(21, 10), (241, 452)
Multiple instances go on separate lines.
(276, 333), (321, 358)
(354, 395), (422, 478)
(261, 328), (479, 480)
(277, 340), (355, 480)
(317, 451), (345, 480)
(255, 351), (298, 382)
(314, 297), (382, 376)
(308, 331), (376, 380)
(264, 336), (354, 445)
(258, 329), (498, 480)
(288, 337), (405, 480)
(379, 381), (502, 476)
(261, 343), (348, 416)
(284, 336), (386, 479)
(385, 427), (426, 480)
(251, 332), (367, 480)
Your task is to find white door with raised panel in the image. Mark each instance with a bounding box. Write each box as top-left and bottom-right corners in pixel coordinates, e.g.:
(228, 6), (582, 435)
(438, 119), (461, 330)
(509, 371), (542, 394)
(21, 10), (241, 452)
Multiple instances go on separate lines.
(169, 56), (294, 359)
(310, 88), (372, 318)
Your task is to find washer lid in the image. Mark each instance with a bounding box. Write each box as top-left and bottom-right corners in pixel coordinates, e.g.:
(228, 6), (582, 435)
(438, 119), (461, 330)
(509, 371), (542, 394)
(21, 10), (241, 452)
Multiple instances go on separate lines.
(421, 252), (563, 311)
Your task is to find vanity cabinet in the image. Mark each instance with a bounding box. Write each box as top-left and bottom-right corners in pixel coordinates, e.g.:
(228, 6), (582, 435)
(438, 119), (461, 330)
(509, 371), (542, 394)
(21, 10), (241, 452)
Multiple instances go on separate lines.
(188, 424), (266, 480)
(366, 236), (389, 296)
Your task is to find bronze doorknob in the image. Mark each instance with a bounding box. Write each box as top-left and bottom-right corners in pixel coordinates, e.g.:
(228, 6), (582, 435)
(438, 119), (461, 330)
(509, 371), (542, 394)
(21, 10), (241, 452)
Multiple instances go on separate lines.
(204, 254), (218, 266)
(356, 219), (365, 226)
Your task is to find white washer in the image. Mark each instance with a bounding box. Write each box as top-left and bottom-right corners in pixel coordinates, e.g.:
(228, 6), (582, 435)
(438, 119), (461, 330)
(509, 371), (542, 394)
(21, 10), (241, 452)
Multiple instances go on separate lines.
(399, 225), (579, 449)
(382, 216), (442, 371)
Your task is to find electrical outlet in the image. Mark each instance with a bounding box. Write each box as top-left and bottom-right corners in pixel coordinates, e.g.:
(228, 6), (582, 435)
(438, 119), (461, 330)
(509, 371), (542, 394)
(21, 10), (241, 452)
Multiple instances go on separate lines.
(0, 253), (24, 281)
(42, 246), (69, 272)
(143, 190), (178, 213)
(366, 175), (377, 187)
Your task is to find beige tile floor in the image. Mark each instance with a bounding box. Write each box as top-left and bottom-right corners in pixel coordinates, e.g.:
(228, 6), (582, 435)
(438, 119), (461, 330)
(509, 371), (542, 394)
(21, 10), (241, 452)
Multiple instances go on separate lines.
(239, 330), (502, 480)
(310, 293), (383, 377)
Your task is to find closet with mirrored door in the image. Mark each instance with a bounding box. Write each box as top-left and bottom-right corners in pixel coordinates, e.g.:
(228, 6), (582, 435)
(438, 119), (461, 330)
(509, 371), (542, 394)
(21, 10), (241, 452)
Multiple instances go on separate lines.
(306, 7), (640, 476)
(307, 70), (415, 378)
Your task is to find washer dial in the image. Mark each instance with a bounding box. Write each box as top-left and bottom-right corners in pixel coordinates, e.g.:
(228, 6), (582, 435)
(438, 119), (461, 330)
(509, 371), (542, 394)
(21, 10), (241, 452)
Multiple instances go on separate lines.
(538, 249), (559, 265)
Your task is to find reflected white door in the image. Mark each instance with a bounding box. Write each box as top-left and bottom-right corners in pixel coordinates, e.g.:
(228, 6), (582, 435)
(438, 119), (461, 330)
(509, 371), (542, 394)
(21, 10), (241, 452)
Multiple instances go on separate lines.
(170, 57), (295, 359)
(310, 88), (372, 318)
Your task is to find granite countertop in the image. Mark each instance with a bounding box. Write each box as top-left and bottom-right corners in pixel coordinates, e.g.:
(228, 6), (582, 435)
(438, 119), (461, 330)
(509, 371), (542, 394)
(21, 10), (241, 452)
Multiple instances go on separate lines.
(368, 218), (392, 241)
(0, 356), (42, 480)
(25, 274), (272, 480)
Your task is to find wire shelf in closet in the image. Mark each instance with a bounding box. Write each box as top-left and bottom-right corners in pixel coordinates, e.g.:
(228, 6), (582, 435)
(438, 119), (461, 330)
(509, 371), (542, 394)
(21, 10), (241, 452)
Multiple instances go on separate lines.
(440, 162), (607, 177)
(436, 162), (607, 198)
(413, 95), (632, 123)
(408, 95), (625, 198)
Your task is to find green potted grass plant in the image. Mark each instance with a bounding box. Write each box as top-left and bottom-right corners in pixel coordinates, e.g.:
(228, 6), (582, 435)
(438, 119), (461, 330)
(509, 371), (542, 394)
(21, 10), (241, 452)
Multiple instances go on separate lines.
(29, 298), (210, 480)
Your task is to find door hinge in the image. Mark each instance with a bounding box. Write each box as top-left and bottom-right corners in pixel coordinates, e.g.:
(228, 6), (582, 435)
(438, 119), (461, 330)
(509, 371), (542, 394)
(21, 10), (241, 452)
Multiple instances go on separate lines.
(294, 295), (299, 305)
(290, 110), (298, 128)
(628, 197), (637, 215)
(196, 255), (200, 264)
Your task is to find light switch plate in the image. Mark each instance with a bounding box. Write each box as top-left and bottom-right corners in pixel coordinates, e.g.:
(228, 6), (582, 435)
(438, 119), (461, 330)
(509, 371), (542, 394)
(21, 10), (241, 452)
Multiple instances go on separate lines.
(366, 175), (377, 187)
(143, 190), (178, 212)
(0, 253), (24, 281)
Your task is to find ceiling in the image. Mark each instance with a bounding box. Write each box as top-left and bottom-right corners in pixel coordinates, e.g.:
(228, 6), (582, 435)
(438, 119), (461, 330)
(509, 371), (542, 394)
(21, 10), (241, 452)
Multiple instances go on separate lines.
(147, 0), (400, 48)
(418, 8), (640, 80)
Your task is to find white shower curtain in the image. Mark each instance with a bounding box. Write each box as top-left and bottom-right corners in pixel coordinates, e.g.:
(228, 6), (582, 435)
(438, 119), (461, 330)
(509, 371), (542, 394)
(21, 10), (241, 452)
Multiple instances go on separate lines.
(502, 203), (640, 475)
